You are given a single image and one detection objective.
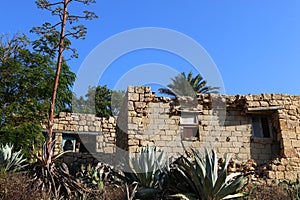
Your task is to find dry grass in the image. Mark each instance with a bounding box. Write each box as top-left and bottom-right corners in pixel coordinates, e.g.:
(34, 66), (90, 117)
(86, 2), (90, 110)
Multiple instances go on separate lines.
(0, 172), (45, 200)
(1, 171), (294, 200)
(0, 172), (127, 200)
(243, 183), (290, 200)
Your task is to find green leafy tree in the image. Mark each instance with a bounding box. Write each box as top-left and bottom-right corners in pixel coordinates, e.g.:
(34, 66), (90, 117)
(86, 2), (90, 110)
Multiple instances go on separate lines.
(31, 0), (97, 166)
(73, 86), (125, 117)
(0, 34), (75, 153)
(72, 86), (96, 114)
(111, 90), (126, 116)
(95, 86), (126, 117)
(159, 71), (219, 98)
(95, 85), (112, 118)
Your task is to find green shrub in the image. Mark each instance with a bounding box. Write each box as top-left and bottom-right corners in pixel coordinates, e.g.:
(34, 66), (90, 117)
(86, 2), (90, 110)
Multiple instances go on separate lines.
(0, 122), (44, 158)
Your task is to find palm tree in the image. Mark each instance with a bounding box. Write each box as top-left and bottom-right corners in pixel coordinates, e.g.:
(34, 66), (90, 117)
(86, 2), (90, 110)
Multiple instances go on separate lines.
(159, 71), (219, 98)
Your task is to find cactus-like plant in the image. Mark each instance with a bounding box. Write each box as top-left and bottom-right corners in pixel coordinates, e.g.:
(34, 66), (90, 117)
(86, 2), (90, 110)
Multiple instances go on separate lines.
(124, 145), (168, 199)
(0, 143), (27, 172)
(76, 162), (124, 192)
(170, 149), (245, 200)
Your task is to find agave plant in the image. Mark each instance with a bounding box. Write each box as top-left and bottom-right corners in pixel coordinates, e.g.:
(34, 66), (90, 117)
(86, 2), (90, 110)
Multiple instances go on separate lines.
(76, 164), (104, 190)
(0, 143), (27, 172)
(76, 162), (124, 191)
(124, 145), (168, 199)
(170, 149), (245, 200)
(30, 141), (89, 198)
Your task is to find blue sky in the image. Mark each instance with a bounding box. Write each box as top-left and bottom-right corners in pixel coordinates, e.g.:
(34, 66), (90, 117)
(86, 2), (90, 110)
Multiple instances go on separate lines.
(1, 1), (300, 96)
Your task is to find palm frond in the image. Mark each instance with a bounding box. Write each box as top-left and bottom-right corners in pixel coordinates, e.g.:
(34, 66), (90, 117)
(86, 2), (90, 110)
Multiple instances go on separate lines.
(159, 71), (219, 97)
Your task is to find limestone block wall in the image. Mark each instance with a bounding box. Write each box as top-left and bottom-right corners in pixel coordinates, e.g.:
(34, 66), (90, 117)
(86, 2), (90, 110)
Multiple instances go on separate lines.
(244, 94), (300, 157)
(120, 86), (300, 180)
(43, 112), (116, 154)
(45, 86), (300, 180)
(123, 89), (258, 162)
(243, 94), (300, 180)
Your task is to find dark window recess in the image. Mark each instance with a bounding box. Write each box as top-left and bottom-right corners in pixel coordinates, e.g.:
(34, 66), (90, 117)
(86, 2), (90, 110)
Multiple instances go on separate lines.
(63, 139), (74, 151)
(183, 127), (199, 139)
(62, 135), (76, 151)
(252, 116), (272, 138)
(261, 117), (270, 137)
(62, 134), (95, 152)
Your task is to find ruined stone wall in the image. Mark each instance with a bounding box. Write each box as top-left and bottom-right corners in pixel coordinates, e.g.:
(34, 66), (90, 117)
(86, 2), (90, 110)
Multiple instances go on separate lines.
(124, 88), (256, 162)
(43, 112), (116, 154)
(48, 87), (300, 180)
(123, 86), (300, 180)
(244, 94), (300, 180)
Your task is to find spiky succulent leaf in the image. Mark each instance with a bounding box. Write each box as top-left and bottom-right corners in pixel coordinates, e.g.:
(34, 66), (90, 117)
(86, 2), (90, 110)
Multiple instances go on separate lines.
(172, 148), (245, 200)
(127, 145), (166, 189)
(0, 143), (27, 172)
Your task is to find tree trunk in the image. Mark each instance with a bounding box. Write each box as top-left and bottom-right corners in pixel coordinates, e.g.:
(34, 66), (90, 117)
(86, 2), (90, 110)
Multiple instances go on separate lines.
(46, 0), (68, 166)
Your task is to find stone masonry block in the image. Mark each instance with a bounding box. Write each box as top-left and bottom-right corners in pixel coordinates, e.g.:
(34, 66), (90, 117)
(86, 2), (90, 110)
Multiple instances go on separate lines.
(135, 86), (145, 93)
(292, 140), (300, 148)
(128, 93), (139, 101)
(127, 86), (134, 92)
(285, 171), (297, 180)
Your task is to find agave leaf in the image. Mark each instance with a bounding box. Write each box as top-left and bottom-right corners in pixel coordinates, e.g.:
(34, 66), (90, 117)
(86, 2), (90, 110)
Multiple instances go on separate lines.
(218, 174), (245, 199)
(176, 165), (198, 194)
(205, 149), (214, 190)
(224, 172), (242, 184)
(0, 144), (27, 172)
(177, 157), (202, 195)
(194, 152), (206, 178)
(172, 149), (245, 200)
(169, 193), (198, 200)
(213, 154), (231, 194)
(131, 155), (140, 174)
(193, 155), (207, 197)
(222, 192), (244, 199)
(135, 187), (161, 199)
(211, 149), (218, 186)
(157, 149), (164, 164)
(212, 170), (226, 195)
(140, 149), (146, 173)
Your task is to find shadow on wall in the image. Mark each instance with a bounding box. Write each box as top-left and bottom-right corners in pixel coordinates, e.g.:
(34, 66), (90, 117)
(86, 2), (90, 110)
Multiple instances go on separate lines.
(249, 111), (281, 166)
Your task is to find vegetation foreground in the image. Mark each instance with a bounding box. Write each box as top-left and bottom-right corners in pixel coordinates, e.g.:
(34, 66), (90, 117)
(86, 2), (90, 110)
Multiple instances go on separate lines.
(0, 144), (298, 200)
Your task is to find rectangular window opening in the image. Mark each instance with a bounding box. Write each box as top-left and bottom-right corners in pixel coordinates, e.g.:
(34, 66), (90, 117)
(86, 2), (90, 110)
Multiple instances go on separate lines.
(180, 111), (200, 140)
(251, 116), (273, 138)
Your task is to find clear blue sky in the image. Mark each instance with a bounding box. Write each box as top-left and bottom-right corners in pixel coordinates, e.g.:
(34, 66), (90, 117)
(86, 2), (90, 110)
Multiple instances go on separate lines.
(1, 1), (300, 96)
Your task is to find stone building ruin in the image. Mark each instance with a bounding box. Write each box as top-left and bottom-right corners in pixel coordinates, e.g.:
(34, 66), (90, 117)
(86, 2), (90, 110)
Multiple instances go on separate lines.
(46, 86), (300, 180)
